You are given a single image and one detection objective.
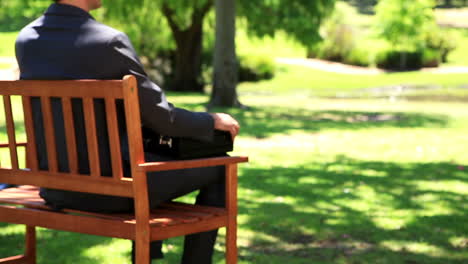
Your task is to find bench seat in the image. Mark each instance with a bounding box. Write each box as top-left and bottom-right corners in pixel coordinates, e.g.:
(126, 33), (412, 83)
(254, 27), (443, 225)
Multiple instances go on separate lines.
(0, 186), (228, 241)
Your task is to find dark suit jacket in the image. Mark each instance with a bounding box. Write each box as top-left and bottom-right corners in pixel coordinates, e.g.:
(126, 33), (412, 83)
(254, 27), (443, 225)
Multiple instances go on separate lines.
(15, 3), (215, 212)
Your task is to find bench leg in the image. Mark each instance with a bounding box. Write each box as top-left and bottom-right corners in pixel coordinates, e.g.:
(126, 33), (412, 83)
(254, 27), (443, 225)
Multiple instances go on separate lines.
(225, 164), (238, 264)
(0, 226), (36, 264)
(134, 239), (150, 264)
(226, 223), (237, 264)
(24, 226), (36, 264)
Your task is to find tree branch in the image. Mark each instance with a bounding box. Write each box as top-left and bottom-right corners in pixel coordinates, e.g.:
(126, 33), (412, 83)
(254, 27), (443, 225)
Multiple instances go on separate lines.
(192, 0), (214, 25)
(161, 2), (182, 40)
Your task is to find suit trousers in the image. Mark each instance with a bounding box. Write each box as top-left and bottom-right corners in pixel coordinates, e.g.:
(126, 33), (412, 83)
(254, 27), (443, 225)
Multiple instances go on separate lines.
(132, 152), (226, 264)
(40, 151), (226, 264)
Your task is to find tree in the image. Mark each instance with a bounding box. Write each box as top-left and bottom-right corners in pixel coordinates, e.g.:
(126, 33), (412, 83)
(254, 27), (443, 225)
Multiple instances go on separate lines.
(161, 1), (213, 92)
(239, 0), (335, 48)
(0, 0), (50, 31)
(104, 0), (213, 92)
(105, 0), (335, 101)
(375, 0), (437, 69)
(209, 0), (335, 107)
(209, 0), (239, 107)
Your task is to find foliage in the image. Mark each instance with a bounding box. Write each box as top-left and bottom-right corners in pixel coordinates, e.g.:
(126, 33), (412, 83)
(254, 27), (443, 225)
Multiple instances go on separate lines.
(375, 0), (437, 51)
(376, 50), (424, 70)
(375, 26), (459, 70)
(422, 48), (442, 67)
(375, 0), (440, 70)
(237, 54), (275, 82)
(102, 0), (195, 61)
(239, 0), (335, 47)
(424, 27), (459, 63)
(0, 0), (49, 31)
(344, 48), (372, 67)
(308, 2), (371, 67)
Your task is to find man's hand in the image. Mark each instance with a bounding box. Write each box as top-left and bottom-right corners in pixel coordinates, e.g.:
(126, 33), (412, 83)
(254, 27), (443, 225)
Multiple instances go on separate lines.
(210, 113), (240, 140)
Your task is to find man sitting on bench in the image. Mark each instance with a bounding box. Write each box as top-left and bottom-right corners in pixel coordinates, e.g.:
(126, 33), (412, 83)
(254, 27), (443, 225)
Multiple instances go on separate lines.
(15, 0), (240, 263)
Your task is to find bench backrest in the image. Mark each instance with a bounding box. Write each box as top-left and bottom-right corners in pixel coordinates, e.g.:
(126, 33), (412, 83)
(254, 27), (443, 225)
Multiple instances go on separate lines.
(0, 75), (143, 198)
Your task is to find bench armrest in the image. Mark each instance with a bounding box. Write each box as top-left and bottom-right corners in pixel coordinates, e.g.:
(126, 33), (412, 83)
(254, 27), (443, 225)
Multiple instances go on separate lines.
(138, 156), (248, 172)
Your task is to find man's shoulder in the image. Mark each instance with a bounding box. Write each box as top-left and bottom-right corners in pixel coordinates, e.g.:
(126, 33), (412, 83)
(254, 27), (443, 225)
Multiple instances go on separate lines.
(86, 20), (123, 37)
(82, 19), (128, 43)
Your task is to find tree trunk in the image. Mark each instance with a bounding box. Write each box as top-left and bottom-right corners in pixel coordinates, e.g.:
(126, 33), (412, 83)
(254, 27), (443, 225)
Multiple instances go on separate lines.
(170, 25), (204, 92)
(209, 0), (240, 107)
(161, 2), (213, 92)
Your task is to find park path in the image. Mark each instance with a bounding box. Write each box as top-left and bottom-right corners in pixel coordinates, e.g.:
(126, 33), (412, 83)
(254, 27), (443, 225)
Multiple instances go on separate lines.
(276, 57), (468, 75)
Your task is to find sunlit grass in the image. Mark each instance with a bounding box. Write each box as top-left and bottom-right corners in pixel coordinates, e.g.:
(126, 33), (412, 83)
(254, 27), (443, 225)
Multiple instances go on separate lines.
(238, 64), (468, 97)
(1, 93), (468, 263)
(0, 32), (17, 57)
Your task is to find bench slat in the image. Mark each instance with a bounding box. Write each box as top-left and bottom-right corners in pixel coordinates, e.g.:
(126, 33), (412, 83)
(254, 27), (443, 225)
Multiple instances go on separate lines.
(0, 169), (133, 197)
(0, 206), (135, 240)
(3, 95), (19, 169)
(83, 98), (101, 177)
(40, 96), (58, 173)
(62, 97), (78, 174)
(21, 96), (38, 171)
(0, 186), (226, 231)
(105, 98), (124, 180)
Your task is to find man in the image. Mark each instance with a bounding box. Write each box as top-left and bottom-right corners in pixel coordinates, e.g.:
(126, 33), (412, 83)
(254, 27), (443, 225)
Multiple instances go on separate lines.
(15, 0), (240, 263)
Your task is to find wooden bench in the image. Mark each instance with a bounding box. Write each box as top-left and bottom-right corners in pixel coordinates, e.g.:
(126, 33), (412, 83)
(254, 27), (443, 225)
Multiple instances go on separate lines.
(0, 75), (248, 264)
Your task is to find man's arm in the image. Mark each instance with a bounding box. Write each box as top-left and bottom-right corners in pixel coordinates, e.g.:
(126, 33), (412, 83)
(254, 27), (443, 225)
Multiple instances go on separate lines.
(108, 33), (214, 141)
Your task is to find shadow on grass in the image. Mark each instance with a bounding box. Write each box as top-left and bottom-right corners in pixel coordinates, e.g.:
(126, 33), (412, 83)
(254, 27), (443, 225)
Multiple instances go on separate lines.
(238, 155), (468, 263)
(230, 107), (449, 138)
(0, 227), (131, 264)
(175, 101), (450, 139)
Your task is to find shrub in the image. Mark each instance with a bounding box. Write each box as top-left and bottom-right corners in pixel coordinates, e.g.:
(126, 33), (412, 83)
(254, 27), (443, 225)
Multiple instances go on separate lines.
(238, 55), (275, 82)
(308, 2), (355, 60)
(307, 2), (371, 67)
(343, 48), (372, 67)
(421, 48), (441, 67)
(376, 50), (423, 70)
(424, 28), (458, 63)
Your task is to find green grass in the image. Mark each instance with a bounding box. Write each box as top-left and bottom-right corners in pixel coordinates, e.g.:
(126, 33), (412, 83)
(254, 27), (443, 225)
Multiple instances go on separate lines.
(238, 64), (468, 97)
(0, 32), (17, 58)
(1, 92), (468, 264)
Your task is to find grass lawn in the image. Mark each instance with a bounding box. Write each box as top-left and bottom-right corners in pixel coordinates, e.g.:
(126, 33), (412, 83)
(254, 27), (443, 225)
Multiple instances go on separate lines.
(1, 92), (468, 263)
(0, 32), (17, 58)
(238, 64), (468, 98)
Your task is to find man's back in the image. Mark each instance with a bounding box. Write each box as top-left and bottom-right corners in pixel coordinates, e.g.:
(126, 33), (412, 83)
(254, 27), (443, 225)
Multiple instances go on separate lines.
(16, 4), (145, 212)
(14, 2), (241, 262)
(16, 4), (122, 81)
(17, 4), (123, 175)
